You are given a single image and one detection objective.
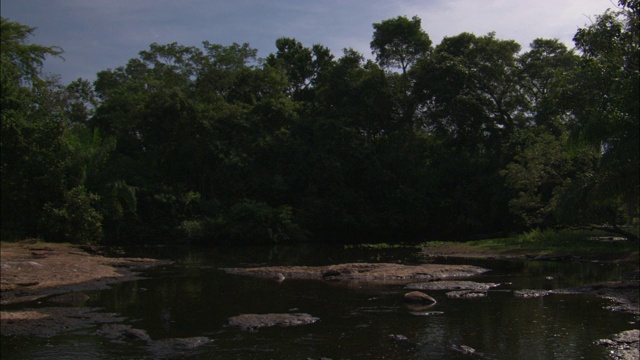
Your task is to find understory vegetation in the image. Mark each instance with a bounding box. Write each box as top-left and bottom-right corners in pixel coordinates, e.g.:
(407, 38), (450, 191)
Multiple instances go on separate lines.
(1, 1), (638, 245)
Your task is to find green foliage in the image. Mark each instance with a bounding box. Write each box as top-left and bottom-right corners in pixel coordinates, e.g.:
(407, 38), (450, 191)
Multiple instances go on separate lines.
(2, 6), (638, 246)
(0, 17), (63, 85)
(502, 131), (599, 227)
(216, 200), (306, 244)
(370, 15), (431, 74)
(40, 186), (103, 244)
(1, 18), (70, 240)
(568, 1), (639, 225)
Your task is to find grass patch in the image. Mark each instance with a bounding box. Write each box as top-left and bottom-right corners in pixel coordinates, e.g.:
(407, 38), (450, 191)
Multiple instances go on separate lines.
(465, 229), (638, 258)
(345, 242), (421, 250)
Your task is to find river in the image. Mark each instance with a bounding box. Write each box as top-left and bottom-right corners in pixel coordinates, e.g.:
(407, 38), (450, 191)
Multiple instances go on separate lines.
(1, 243), (637, 359)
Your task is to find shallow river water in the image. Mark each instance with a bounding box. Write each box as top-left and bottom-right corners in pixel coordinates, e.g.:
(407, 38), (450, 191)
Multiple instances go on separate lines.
(1, 244), (637, 359)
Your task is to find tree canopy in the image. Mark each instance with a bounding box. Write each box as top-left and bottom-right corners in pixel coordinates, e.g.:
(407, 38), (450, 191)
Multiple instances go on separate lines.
(370, 15), (431, 74)
(1, 2), (638, 245)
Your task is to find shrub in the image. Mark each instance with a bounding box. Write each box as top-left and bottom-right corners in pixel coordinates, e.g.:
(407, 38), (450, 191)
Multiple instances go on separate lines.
(40, 186), (103, 244)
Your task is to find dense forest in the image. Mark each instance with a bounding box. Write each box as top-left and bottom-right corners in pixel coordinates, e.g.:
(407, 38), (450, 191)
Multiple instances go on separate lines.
(1, 0), (638, 245)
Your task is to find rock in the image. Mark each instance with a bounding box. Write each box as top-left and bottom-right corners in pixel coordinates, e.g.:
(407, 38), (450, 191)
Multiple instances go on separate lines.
(614, 329), (640, 343)
(0, 307), (125, 337)
(404, 291), (437, 304)
(531, 254), (575, 261)
(47, 292), (90, 305)
(409, 311), (444, 316)
(151, 336), (212, 350)
(406, 280), (499, 291)
(389, 334), (409, 341)
(446, 290), (487, 299)
(322, 270), (342, 278)
(125, 328), (152, 342)
(576, 280), (639, 314)
(514, 289), (551, 298)
(96, 323), (132, 343)
(596, 329), (639, 360)
(229, 313), (319, 332)
(222, 263), (490, 282)
(451, 344), (475, 354)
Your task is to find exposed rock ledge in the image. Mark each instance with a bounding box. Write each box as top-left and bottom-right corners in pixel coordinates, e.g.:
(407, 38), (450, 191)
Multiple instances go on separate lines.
(222, 263), (489, 282)
(406, 280), (500, 291)
(228, 313), (319, 332)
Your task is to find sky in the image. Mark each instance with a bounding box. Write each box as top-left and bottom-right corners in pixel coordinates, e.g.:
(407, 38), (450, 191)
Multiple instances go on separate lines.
(2, 0), (616, 84)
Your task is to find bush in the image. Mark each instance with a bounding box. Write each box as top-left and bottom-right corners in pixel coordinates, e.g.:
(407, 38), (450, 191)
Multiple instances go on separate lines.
(40, 186), (103, 244)
(216, 199), (306, 244)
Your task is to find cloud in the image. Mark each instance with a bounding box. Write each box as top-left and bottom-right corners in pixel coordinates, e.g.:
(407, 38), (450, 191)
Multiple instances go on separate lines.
(1, 0), (616, 83)
(401, 0), (613, 48)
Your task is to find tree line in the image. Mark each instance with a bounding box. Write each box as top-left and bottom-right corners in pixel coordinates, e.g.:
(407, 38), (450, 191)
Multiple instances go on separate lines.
(1, 0), (638, 245)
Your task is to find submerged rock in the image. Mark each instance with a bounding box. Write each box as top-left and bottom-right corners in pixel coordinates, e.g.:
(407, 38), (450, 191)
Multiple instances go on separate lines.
(98, 323), (212, 357)
(409, 311), (444, 316)
(450, 344), (476, 354)
(228, 313), (319, 332)
(406, 281), (499, 291)
(150, 336), (213, 350)
(389, 334), (409, 341)
(47, 292), (90, 305)
(222, 263), (489, 282)
(125, 328), (152, 342)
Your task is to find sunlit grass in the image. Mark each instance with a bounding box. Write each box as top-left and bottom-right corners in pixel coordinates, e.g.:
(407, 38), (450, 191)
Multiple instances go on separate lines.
(345, 242), (421, 250)
(459, 229), (638, 259)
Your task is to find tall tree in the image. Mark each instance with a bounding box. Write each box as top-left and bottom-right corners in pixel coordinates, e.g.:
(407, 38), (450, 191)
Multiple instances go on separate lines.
(411, 32), (524, 236)
(0, 17), (63, 85)
(370, 15), (431, 75)
(566, 0), (639, 236)
(0, 18), (69, 239)
(265, 37), (334, 101)
(518, 38), (579, 133)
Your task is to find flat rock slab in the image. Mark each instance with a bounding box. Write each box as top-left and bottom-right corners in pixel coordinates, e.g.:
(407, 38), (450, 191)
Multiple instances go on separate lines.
(1, 307), (125, 337)
(596, 329), (639, 360)
(406, 280), (499, 291)
(228, 313), (319, 332)
(446, 290), (488, 299)
(514, 289), (552, 298)
(222, 263), (489, 282)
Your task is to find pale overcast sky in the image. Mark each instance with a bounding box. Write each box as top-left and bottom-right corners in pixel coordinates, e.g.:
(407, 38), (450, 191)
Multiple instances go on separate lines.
(1, 0), (616, 84)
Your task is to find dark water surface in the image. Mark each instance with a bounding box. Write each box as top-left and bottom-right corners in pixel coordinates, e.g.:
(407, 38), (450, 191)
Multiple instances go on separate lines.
(1, 244), (637, 359)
